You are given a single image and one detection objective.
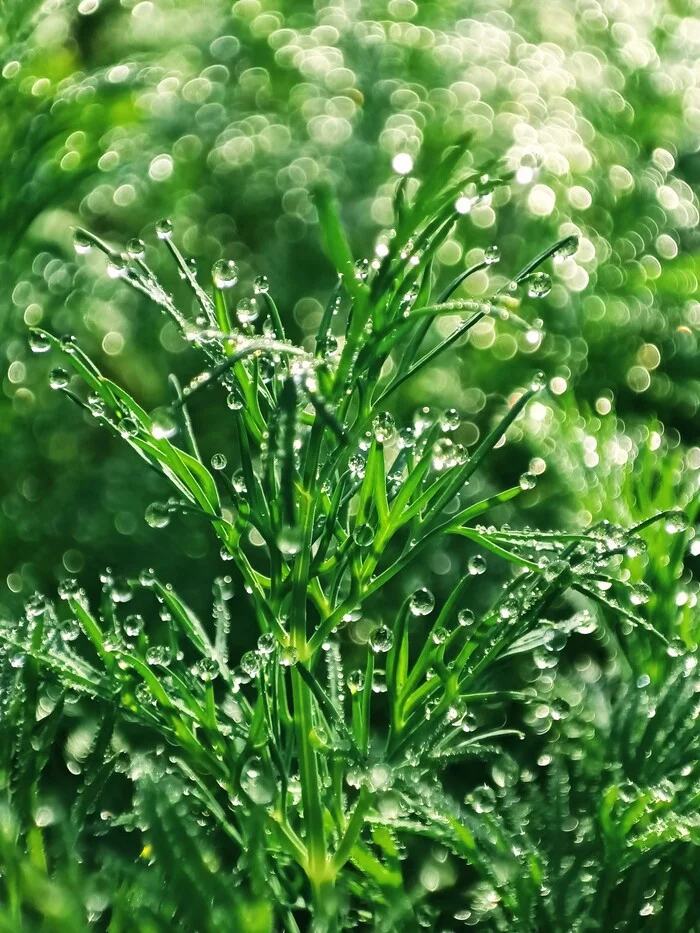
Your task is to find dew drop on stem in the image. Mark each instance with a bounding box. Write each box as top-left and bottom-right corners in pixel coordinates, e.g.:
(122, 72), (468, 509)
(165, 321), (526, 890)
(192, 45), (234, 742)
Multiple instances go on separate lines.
(155, 218), (173, 239)
(370, 625), (393, 653)
(524, 271), (552, 298)
(49, 367), (69, 389)
(212, 259), (239, 289)
(409, 588), (435, 617)
(29, 330), (50, 353)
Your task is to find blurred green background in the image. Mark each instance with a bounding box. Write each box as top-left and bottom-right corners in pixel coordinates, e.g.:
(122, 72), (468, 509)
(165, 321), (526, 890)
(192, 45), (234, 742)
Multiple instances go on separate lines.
(2, 0), (699, 616)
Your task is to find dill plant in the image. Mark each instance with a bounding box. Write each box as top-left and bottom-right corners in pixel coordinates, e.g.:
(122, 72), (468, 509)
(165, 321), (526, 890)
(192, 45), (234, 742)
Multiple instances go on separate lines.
(5, 147), (691, 931)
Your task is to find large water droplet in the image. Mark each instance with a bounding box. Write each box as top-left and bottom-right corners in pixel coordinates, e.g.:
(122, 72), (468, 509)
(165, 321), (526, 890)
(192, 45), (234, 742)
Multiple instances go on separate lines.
(212, 259), (239, 289)
(240, 757), (276, 805)
(409, 588), (435, 617)
(150, 407), (178, 440)
(372, 411), (395, 444)
(73, 229), (93, 255)
(49, 367), (69, 390)
(468, 555), (486, 576)
(664, 510), (689, 534)
(524, 271), (552, 298)
(29, 330), (50, 353)
(370, 625), (394, 653)
(155, 218), (173, 239)
(278, 526), (303, 557)
(145, 502), (170, 529)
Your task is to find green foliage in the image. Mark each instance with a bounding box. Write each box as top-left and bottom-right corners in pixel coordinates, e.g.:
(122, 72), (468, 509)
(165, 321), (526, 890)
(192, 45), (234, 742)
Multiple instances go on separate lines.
(0, 154), (694, 931)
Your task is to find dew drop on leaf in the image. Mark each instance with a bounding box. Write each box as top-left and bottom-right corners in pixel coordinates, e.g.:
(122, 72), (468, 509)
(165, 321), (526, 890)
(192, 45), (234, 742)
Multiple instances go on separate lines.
(150, 407), (178, 440)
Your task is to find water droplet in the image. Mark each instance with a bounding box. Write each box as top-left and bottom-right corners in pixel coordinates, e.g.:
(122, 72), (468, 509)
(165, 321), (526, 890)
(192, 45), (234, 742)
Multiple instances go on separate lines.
(468, 555), (486, 576)
(279, 646), (298, 667)
(109, 577), (132, 603)
(519, 471), (537, 491)
(28, 330), (50, 353)
(234, 652), (256, 679)
(439, 408), (460, 432)
(409, 588), (435, 617)
(126, 238), (145, 259)
(123, 614), (144, 638)
(348, 454), (366, 478)
(138, 568), (156, 587)
(618, 780), (638, 803)
(458, 609), (475, 627)
(49, 367), (69, 390)
(253, 274), (269, 294)
(226, 392), (243, 411)
(210, 453), (227, 471)
(240, 757), (276, 805)
(629, 582), (651, 606)
(155, 218), (173, 239)
(469, 785), (496, 813)
(370, 625), (394, 653)
(257, 633), (276, 655)
(119, 417), (139, 438)
(58, 578), (82, 600)
(664, 510), (689, 534)
(553, 235), (579, 262)
(25, 593), (47, 618)
(432, 438), (458, 471)
(372, 411), (395, 444)
(150, 407), (178, 440)
(392, 152), (413, 175)
(60, 619), (80, 642)
(347, 669), (365, 693)
(73, 229), (93, 254)
(278, 526), (303, 557)
(192, 658), (219, 682)
(398, 426), (415, 449)
(212, 259), (239, 289)
(145, 502), (170, 529)
(530, 370), (545, 392)
(236, 297), (259, 325)
(354, 524), (374, 548)
(667, 637), (686, 658)
(543, 628), (567, 652)
(106, 256), (127, 279)
(484, 245), (500, 265)
(146, 645), (171, 665)
(524, 271), (552, 298)
(432, 626), (448, 645)
(58, 334), (78, 353)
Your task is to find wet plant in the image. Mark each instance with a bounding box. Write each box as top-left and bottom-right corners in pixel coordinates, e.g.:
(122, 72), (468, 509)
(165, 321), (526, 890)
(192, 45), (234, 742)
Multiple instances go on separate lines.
(4, 148), (693, 931)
